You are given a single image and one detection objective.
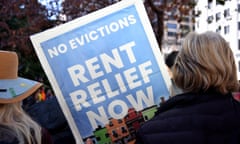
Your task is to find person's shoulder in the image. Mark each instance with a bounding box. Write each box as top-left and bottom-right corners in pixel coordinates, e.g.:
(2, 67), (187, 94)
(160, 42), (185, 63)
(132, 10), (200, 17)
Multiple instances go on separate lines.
(0, 125), (19, 144)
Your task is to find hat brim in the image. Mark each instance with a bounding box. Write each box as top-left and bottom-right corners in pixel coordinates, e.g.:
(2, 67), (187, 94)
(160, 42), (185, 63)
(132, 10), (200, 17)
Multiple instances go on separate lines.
(0, 78), (42, 103)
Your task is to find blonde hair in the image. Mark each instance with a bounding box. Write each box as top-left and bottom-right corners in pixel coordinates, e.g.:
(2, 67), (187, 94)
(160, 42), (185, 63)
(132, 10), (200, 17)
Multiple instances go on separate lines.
(173, 31), (239, 94)
(0, 102), (42, 144)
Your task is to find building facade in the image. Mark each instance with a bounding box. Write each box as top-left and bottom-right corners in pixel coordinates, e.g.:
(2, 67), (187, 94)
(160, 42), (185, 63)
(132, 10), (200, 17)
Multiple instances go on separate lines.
(195, 0), (240, 79)
(162, 7), (195, 54)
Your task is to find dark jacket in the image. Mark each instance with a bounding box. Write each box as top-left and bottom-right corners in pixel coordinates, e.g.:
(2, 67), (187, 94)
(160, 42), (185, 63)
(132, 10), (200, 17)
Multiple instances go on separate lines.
(135, 90), (240, 144)
(0, 125), (53, 144)
(24, 97), (75, 144)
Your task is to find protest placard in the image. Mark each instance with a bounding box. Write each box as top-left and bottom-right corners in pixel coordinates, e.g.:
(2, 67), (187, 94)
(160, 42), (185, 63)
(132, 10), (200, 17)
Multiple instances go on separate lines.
(31, 0), (171, 143)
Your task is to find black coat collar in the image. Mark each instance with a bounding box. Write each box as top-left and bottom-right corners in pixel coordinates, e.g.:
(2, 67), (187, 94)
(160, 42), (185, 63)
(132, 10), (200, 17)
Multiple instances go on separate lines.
(157, 90), (232, 114)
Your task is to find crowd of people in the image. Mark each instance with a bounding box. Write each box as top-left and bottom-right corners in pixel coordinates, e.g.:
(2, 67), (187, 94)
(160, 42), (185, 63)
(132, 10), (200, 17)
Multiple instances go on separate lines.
(1, 31), (240, 144)
(34, 85), (55, 103)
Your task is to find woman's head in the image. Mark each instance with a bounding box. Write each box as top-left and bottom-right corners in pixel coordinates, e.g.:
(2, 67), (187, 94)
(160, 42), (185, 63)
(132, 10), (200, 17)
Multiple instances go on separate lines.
(173, 31), (239, 94)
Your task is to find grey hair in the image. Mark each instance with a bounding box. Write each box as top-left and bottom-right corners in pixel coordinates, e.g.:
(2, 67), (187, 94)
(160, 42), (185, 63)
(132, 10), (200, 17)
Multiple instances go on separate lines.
(0, 102), (42, 144)
(173, 31), (239, 94)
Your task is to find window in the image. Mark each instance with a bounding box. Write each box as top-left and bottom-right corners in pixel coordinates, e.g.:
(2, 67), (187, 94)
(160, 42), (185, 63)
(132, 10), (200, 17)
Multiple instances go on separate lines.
(109, 121), (113, 127)
(112, 130), (118, 138)
(216, 12), (221, 21)
(167, 23), (177, 29)
(224, 9), (230, 18)
(224, 25), (230, 34)
(180, 24), (190, 30)
(239, 61), (240, 72)
(181, 16), (190, 22)
(208, 0), (213, 9)
(118, 119), (123, 124)
(216, 26), (221, 33)
(193, 10), (201, 17)
(121, 127), (127, 133)
(180, 25), (190, 36)
(168, 31), (177, 37)
(168, 15), (175, 20)
(207, 16), (214, 23)
(216, 0), (225, 5)
(238, 4), (240, 13)
(238, 39), (240, 50)
(238, 22), (240, 30)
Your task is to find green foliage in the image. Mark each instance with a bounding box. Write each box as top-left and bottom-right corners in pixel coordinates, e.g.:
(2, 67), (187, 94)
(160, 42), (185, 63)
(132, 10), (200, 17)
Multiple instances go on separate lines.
(6, 17), (27, 30)
(0, 0), (54, 88)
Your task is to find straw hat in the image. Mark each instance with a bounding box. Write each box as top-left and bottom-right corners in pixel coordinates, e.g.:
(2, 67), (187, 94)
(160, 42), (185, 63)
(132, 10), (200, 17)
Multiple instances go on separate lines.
(0, 50), (42, 103)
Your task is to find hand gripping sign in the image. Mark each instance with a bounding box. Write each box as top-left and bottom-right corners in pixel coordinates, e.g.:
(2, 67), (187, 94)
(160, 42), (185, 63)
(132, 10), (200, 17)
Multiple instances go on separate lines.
(30, 0), (171, 143)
